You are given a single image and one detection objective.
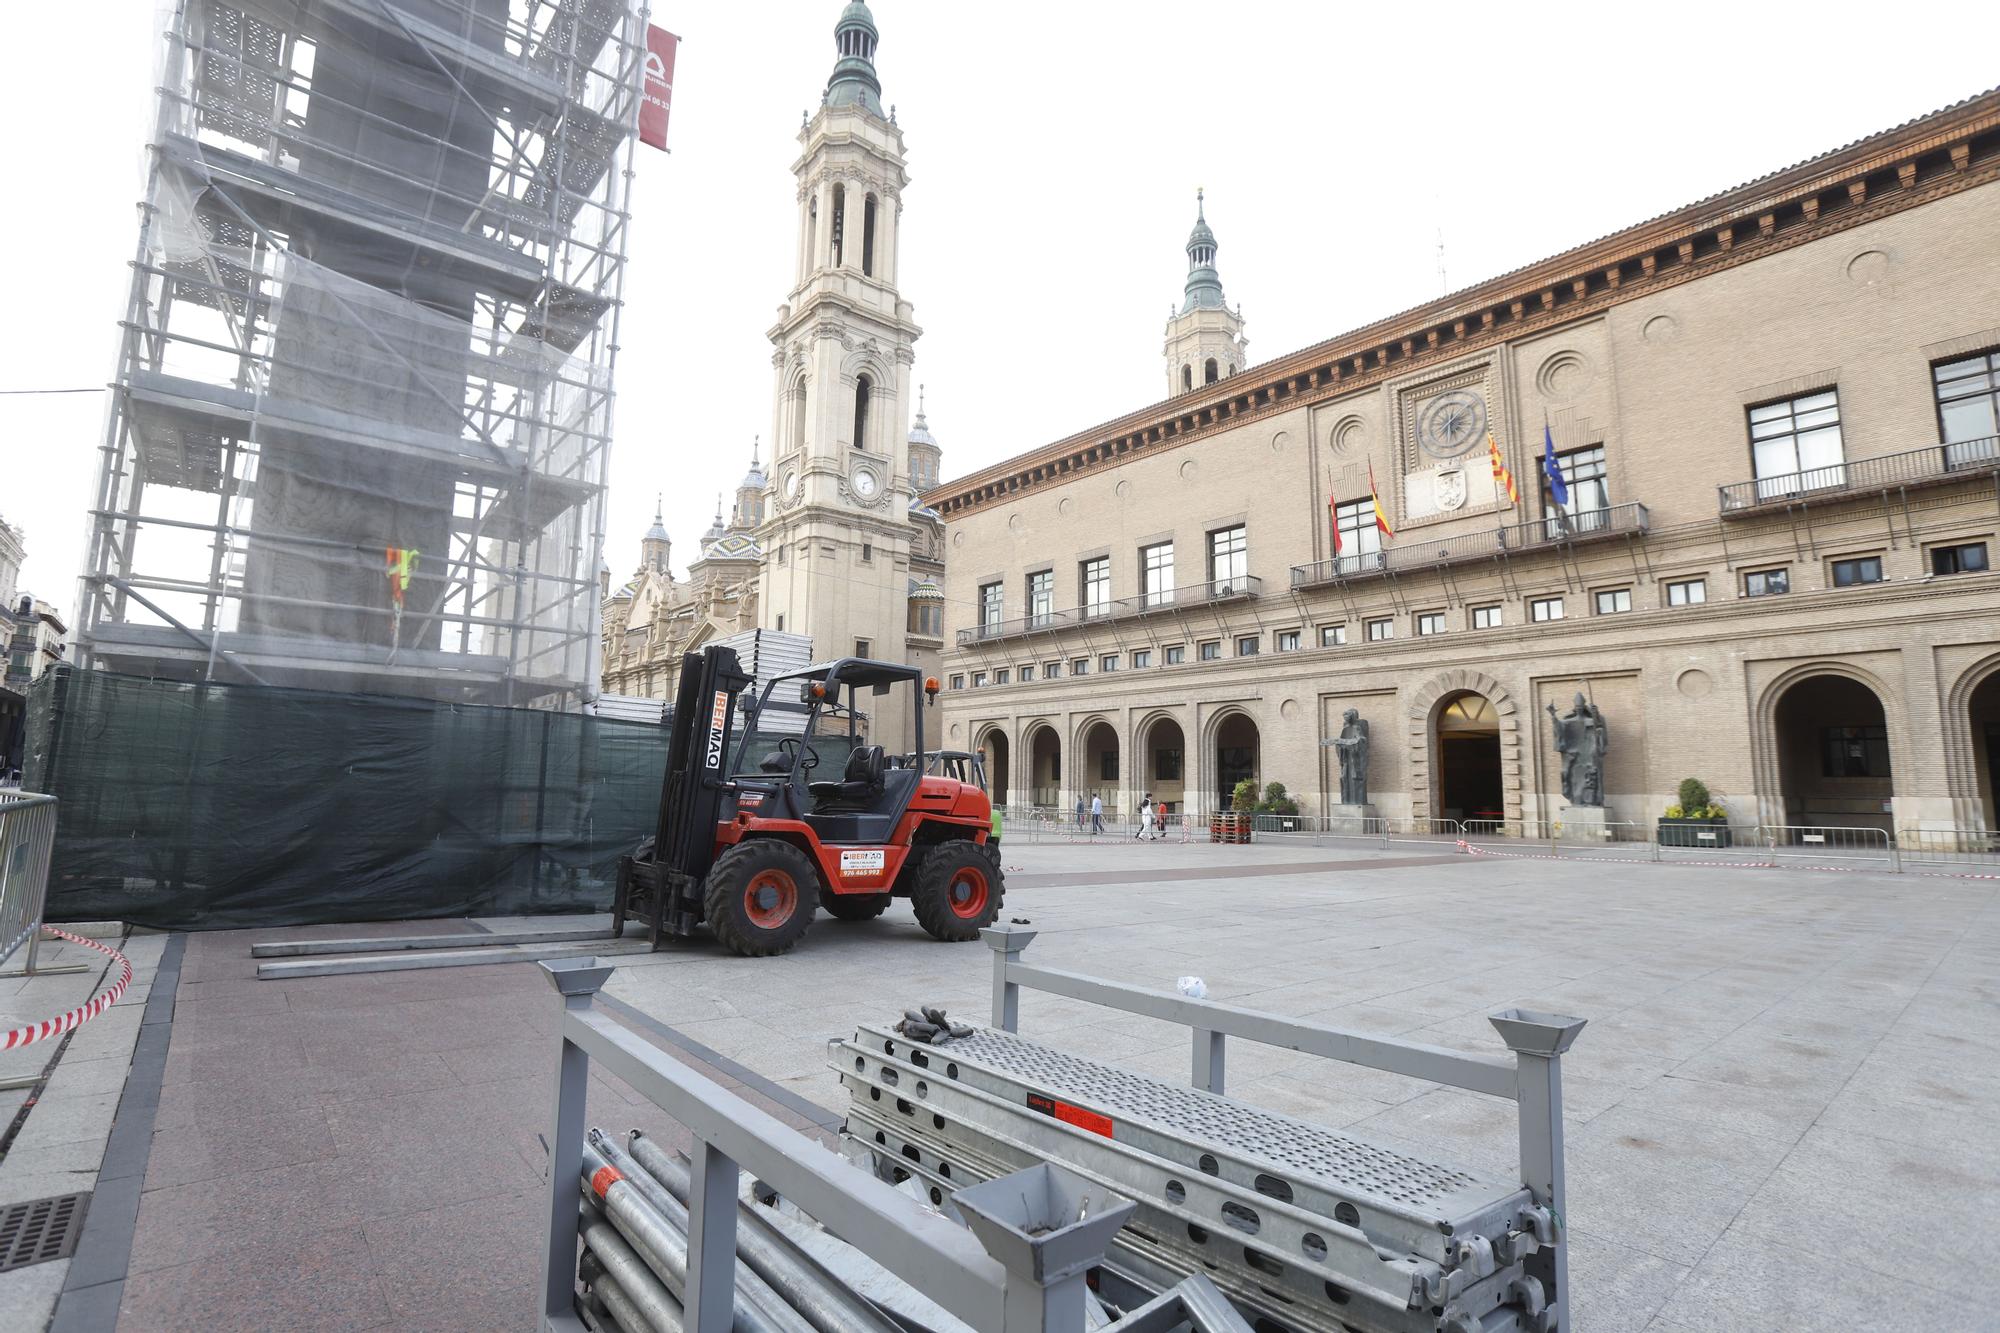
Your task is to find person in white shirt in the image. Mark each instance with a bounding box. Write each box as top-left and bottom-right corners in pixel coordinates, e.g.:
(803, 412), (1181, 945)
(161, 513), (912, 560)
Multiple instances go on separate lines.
(1135, 793), (1155, 840)
(1089, 792), (1104, 834)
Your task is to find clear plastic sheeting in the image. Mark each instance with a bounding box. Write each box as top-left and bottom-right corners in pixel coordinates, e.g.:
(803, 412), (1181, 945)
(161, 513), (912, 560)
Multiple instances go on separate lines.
(79, 0), (646, 708)
(23, 667), (666, 930)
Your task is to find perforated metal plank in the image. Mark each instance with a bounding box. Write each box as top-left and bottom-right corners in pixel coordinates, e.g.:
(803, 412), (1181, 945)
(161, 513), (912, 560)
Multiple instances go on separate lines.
(849, 1024), (1529, 1258)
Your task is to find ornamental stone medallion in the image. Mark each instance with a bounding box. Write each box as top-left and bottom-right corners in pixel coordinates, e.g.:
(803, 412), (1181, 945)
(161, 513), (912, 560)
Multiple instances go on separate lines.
(1434, 468), (1468, 511)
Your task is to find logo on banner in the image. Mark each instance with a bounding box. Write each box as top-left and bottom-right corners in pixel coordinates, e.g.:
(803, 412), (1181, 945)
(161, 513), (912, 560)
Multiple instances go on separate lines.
(705, 690), (728, 769)
(839, 849), (886, 875)
(640, 26), (679, 151)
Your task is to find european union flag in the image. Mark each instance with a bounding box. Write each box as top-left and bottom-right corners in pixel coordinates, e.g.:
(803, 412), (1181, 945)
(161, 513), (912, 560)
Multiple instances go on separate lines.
(1542, 425), (1570, 507)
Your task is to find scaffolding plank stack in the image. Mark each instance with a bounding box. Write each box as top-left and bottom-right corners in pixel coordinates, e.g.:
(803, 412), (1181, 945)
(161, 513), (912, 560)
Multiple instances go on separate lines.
(79, 0), (650, 707)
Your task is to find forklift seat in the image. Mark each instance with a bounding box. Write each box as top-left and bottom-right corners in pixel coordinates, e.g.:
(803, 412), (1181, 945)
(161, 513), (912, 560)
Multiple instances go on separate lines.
(810, 745), (885, 807)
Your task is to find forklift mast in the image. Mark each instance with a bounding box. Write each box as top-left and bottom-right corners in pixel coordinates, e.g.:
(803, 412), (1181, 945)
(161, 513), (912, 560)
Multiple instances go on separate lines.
(653, 645), (754, 889)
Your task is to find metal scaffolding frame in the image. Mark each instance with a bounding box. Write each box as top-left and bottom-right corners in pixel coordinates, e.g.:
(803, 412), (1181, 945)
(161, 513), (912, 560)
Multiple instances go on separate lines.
(78, 0), (649, 707)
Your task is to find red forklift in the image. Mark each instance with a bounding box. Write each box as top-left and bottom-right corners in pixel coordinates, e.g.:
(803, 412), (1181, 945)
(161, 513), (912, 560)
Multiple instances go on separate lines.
(613, 645), (1004, 957)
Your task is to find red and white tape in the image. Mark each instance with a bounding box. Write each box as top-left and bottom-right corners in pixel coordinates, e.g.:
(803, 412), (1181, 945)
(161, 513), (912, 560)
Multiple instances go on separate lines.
(0, 928), (134, 1052)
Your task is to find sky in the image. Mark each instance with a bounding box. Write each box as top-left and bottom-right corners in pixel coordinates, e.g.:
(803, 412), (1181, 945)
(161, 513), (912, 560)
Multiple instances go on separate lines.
(2, 1), (1997, 606)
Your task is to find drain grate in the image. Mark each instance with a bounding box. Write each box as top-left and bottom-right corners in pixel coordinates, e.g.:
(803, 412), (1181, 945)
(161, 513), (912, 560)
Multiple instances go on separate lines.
(0, 1192), (90, 1273)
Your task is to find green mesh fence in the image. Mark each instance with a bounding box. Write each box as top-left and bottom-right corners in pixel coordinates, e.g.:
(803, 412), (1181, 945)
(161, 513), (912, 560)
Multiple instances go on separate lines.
(22, 668), (665, 930)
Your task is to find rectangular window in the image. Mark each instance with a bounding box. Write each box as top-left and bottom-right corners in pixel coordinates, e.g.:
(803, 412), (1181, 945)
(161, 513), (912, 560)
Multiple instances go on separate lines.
(978, 581), (1003, 633)
(1333, 498), (1382, 568)
(1100, 750), (1118, 782)
(1416, 611), (1445, 636)
(949, 674), (964, 690)
(1934, 349), (2000, 466)
(1549, 445), (1611, 534)
(1365, 617), (1393, 642)
(1154, 747), (1183, 781)
(1044, 660), (1061, 679)
(1530, 597), (1564, 622)
(1027, 569), (1054, 625)
(1831, 555), (1883, 587)
(1276, 629), (1300, 653)
(1822, 725), (1891, 778)
(860, 542), (873, 563)
(1198, 640), (1221, 661)
(972, 671), (988, 688)
(1666, 578), (1706, 607)
(776, 613), (785, 631)
(855, 639), (871, 658)
(993, 668), (1010, 685)
(1100, 654), (1119, 673)
(1080, 557), (1111, 619)
(1141, 541), (1175, 608)
(1931, 542), (1989, 576)
(1132, 649), (1152, 668)
(1019, 664), (1035, 682)
(1319, 624), (1347, 647)
(1471, 604), (1502, 630)
(1165, 644), (1186, 665)
(1744, 568), (1790, 598)
(1207, 524), (1248, 593)
(1236, 635), (1260, 657)
(1748, 390), (1844, 499)
(777, 545), (787, 566)
(1071, 657), (1089, 676)
(1593, 588), (1632, 615)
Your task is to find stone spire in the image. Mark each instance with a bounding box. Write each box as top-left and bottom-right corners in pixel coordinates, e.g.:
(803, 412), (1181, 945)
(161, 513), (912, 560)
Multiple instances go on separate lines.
(1163, 188), (1249, 396)
(641, 493), (670, 572)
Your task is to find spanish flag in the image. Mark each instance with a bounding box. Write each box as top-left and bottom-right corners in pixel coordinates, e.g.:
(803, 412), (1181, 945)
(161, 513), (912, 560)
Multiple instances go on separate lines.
(1488, 432), (1519, 506)
(1367, 463), (1395, 539)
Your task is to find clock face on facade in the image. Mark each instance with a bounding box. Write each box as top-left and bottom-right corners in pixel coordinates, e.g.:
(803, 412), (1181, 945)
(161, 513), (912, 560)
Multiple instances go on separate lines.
(1417, 389), (1487, 459)
(851, 468), (879, 499)
(781, 468), (801, 501)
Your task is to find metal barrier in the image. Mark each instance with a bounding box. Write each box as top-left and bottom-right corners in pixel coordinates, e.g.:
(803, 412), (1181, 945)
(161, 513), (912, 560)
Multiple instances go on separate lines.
(1898, 827), (2000, 873)
(1759, 823), (1898, 870)
(982, 926), (1584, 1330)
(0, 792), (78, 978)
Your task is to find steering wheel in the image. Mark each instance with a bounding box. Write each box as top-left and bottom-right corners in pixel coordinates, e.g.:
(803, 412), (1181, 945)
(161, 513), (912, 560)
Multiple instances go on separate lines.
(776, 737), (820, 774)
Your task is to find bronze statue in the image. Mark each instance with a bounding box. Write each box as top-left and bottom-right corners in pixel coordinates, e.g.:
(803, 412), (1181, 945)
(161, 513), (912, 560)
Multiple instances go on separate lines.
(1332, 708), (1370, 805)
(1547, 692), (1608, 806)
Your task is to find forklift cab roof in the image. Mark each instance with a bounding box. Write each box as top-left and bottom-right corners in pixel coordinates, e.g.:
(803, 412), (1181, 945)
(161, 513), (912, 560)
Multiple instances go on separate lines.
(777, 658), (923, 692)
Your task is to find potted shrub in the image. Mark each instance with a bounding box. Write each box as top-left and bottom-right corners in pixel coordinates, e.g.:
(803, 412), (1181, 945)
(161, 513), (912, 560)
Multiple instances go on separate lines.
(1259, 782), (1302, 832)
(1211, 779), (1258, 842)
(1657, 778), (1732, 848)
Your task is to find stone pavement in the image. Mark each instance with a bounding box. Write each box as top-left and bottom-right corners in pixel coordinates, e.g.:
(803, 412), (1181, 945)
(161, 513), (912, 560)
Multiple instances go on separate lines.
(0, 839), (1989, 1330)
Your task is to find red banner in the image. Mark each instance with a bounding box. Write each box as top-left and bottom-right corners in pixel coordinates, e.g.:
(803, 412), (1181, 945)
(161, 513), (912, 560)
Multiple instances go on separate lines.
(639, 25), (679, 151)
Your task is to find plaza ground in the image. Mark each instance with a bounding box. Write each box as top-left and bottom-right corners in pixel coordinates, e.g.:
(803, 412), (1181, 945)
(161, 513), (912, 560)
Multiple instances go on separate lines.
(0, 837), (1993, 1330)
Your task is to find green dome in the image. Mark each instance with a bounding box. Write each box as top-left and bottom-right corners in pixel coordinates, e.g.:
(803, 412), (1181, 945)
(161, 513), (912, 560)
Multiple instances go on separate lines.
(1181, 189), (1227, 313)
(826, 1), (885, 117)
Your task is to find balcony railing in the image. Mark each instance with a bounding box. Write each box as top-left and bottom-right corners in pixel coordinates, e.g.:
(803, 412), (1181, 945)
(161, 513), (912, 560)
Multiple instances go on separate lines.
(955, 575), (1261, 647)
(1290, 501), (1650, 588)
(1718, 436), (2000, 515)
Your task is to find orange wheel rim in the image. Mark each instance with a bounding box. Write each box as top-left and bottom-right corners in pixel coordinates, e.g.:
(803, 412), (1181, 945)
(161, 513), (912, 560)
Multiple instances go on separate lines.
(946, 865), (990, 919)
(744, 869), (797, 929)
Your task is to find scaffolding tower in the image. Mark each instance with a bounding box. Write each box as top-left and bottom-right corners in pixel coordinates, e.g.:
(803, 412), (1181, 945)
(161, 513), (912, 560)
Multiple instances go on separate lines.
(76, 0), (649, 707)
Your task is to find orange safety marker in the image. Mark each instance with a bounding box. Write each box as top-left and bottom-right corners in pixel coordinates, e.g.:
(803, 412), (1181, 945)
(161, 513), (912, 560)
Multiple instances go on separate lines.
(589, 1164), (625, 1198)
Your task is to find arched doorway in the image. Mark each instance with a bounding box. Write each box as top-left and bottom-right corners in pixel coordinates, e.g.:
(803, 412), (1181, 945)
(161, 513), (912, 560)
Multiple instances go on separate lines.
(1139, 715), (1187, 817)
(1081, 721), (1120, 811)
(981, 730), (1010, 808)
(1774, 674), (1893, 833)
(1435, 692), (1503, 822)
(1973, 673), (2000, 829)
(1213, 713), (1259, 811)
(1026, 725), (1061, 809)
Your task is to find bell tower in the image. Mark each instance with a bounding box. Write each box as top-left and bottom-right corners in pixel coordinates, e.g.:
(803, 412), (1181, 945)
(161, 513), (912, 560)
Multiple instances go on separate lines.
(760, 0), (923, 705)
(1163, 190), (1248, 397)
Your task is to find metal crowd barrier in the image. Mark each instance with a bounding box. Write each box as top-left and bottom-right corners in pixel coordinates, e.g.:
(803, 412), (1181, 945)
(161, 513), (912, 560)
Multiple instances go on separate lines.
(1897, 826), (2000, 872)
(535, 959), (1241, 1333)
(0, 792), (77, 978)
(982, 926), (1585, 1329)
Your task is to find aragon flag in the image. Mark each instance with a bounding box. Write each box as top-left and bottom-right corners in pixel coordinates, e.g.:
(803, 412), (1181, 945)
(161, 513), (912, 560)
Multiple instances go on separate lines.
(1488, 432), (1519, 505)
(1328, 488), (1342, 554)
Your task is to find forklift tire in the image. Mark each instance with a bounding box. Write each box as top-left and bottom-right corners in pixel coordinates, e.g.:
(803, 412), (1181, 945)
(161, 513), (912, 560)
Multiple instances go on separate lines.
(703, 840), (819, 957)
(820, 890), (891, 921)
(910, 841), (1005, 942)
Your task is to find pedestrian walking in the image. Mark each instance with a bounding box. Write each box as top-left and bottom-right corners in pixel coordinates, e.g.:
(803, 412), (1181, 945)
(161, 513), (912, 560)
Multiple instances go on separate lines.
(1135, 793), (1156, 840)
(1089, 792), (1104, 834)
(1074, 794), (1086, 829)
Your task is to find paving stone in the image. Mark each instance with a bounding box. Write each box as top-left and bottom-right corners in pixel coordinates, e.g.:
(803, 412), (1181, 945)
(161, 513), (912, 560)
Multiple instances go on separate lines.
(1654, 1230), (1957, 1330)
(120, 1224), (393, 1332)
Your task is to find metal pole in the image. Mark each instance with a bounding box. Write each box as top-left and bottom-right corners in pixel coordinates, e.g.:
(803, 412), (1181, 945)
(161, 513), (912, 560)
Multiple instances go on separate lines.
(981, 925), (1037, 1032)
(583, 1207), (688, 1332)
(539, 959), (618, 1329)
(1192, 1028), (1225, 1095)
(1490, 1010), (1586, 1332)
(684, 1142), (740, 1333)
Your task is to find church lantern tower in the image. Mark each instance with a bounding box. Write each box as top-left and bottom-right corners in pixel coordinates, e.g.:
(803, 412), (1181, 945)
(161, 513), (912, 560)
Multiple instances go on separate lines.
(760, 0), (924, 724)
(640, 495), (671, 574)
(1163, 190), (1248, 396)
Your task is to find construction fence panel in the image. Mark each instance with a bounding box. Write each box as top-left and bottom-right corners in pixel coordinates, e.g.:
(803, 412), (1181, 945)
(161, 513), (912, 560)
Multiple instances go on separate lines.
(0, 792), (59, 969)
(22, 666), (667, 930)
